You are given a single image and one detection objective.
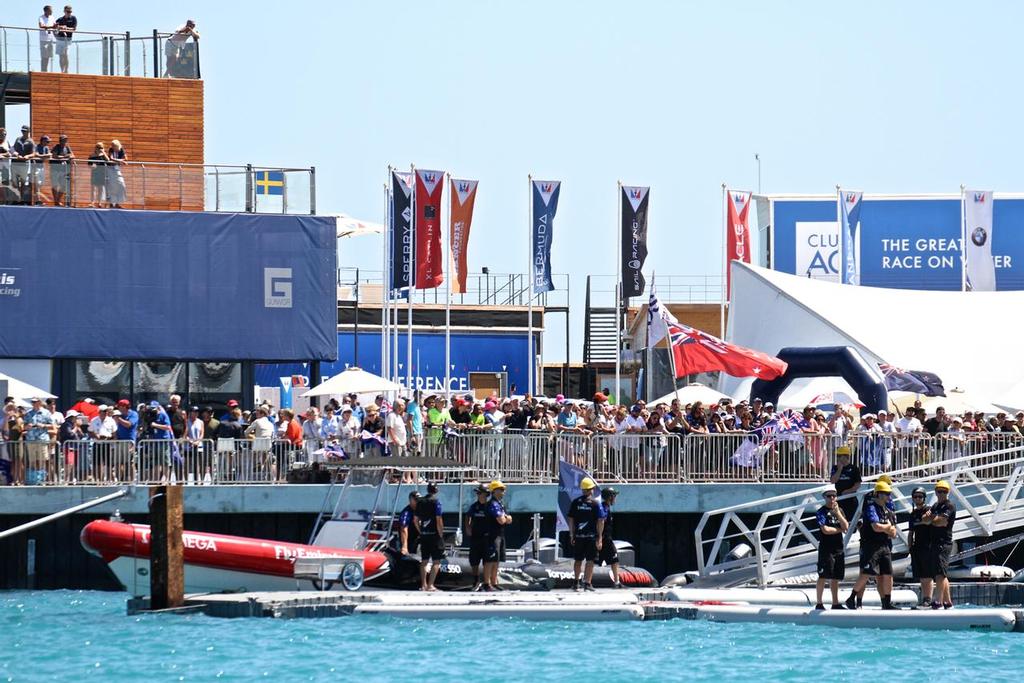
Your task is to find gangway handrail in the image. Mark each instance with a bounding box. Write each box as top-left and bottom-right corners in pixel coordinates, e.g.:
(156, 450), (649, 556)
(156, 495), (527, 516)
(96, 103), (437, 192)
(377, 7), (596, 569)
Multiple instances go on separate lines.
(0, 488), (129, 540)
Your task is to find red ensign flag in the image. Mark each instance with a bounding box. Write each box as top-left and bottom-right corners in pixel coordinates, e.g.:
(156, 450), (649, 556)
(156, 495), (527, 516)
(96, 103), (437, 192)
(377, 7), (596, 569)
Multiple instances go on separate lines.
(667, 321), (787, 380)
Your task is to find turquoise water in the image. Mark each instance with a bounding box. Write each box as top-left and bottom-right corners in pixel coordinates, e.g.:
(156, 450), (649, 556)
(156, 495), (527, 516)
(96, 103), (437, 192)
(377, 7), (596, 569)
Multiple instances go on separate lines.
(2, 591), (1023, 682)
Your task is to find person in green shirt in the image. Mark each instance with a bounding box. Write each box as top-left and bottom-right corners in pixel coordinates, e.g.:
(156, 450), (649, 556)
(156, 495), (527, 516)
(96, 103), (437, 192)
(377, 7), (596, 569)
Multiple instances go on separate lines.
(469, 403), (486, 428)
(426, 396), (451, 449)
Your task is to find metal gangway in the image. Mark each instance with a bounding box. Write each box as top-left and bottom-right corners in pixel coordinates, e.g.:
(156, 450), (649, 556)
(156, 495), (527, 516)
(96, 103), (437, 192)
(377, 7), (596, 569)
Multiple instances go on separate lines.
(694, 444), (1024, 588)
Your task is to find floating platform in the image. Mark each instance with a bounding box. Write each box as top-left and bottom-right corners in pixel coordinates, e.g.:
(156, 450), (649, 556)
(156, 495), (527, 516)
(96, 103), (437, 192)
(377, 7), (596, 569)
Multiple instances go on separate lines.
(127, 587), (1024, 630)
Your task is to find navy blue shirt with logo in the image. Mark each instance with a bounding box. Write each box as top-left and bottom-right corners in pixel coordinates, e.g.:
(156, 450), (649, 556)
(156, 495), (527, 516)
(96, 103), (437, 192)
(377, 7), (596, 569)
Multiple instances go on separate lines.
(486, 498), (507, 538)
(815, 505), (844, 552)
(568, 495), (607, 539)
(863, 501), (896, 548)
(415, 496), (443, 536)
(930, 499), (957, 545)
(909, 507), (932, 550)
(467, 500), (489, 539)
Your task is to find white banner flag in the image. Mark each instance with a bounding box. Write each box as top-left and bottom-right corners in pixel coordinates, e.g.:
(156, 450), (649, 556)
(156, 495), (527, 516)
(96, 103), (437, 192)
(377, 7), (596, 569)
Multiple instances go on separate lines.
(647, 285), (679, 347)
(964, 189), (995, 291)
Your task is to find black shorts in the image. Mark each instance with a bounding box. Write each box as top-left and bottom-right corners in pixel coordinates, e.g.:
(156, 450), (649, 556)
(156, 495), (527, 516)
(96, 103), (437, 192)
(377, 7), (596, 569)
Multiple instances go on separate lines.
(911, 547), (933, 579)
(932, 542), (952, 577)
(468, 537), (488, 566)
(599, 538), (619, 566)
(573, 537), (598, 562)
(419, 534), (445, 561)
(484, 535), (504, 563)
(817, 547), (845, 580)
(861, 544), (893, 576)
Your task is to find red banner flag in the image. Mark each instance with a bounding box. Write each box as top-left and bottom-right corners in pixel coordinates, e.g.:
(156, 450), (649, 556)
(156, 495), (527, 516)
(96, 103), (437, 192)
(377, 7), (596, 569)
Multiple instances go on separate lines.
(726, 189), (752, 296)
(414, 169), (444, 289)
(667, 321), (787, 380)
(449, 178), (478, 294)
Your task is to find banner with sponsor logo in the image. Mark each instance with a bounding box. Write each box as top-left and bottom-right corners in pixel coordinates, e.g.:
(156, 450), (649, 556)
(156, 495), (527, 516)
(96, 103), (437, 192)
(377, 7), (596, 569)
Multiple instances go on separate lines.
(556, 459), (601, 533)
(726, 190), (752, 295)
(839, 190), (863, 285)
(449, 178), (478, 294)
(414, 169), (445, 290)
(964, 189), (995, 291)
(390, 170), (414, 293)
(621, 185), (649, 298)
(531, 180), (560, 294)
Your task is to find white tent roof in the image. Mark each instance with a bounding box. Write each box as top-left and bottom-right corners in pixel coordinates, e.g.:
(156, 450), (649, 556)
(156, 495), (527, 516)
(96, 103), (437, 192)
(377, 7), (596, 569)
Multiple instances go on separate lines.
(651, 383), (732, 407)
(722, 262), (1024, 408)
(302, 367), (404, 398)
(0, 372), (57, 401)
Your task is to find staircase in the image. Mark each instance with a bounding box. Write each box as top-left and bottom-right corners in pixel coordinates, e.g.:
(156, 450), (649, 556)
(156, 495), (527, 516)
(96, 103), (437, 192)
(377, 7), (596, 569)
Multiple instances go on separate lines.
(583, 276), (620, 364)
(693, 445), (1024, 587)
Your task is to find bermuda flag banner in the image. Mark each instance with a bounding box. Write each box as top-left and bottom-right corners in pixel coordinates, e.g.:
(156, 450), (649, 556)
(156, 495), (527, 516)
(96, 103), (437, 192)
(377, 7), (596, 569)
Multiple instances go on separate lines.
(730, 409), (809, 467)
(532, 180), (561, 294)
(726, 190), (752, 295)
(879, 363), (946, 397)
(621, 185), (650, 298)
(964, 189), (995, 291)
(839, 190), (863, 285)
(390, 171), (414, 293)
(414, 169), (445, 290)
(667, 321), (788, 379)
(449, 178), (479, 294)
(556, 459), (601, 533)
(647, 284), (679, 348)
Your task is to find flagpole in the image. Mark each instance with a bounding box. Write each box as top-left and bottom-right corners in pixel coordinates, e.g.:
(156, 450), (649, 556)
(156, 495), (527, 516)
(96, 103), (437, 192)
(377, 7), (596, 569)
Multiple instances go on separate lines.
(527, 174), (534, 396)
(408, 165), (416, 394)
(615, 180), (622, 405)
(445, 173), (452, 401)
(960, 184), (967, 292)
(720, 183), (726, 342)
(836, 184), (842, 285)
(382, 169), (391, 379)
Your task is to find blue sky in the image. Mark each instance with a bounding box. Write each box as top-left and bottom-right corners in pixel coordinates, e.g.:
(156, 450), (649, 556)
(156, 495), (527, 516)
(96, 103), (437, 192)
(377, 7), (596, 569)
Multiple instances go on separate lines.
(8, 1), (1023, 361)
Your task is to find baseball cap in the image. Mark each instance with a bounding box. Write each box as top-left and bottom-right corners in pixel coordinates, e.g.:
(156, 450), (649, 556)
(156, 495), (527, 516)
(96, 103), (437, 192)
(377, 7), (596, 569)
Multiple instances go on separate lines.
(117, 399), (130, 407)
(227, 399), (239, 407)
(98, 404), (109, 411)
(66, 409), (79, 417)
(21, 125), (29, 132)
(484, 401), (496, 411)
(593, 392), (607, 402)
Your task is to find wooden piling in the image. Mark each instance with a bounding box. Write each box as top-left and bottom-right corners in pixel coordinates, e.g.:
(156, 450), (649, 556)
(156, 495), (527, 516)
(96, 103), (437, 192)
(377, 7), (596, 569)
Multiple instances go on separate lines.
(149, 485), (184, 610)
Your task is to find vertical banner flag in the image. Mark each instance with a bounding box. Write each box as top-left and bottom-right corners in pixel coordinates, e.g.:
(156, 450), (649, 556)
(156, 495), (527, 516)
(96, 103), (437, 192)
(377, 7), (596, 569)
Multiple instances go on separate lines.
(531, 180), (561, 294)
(414, 169), (445, 290)
(839, 190), (863, 285)
(621, 185), (650, 298)
(647, 285), (679, 348)
(390, 171), (414, 293)
(964, 189), (995, 291)
(556, 459), (601, 533)
(726, 190), (752, 295)
(449, 178), (479, 294)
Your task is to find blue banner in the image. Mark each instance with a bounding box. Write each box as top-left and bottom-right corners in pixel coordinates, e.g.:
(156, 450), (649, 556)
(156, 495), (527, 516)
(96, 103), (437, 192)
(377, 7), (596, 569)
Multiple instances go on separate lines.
(0, 206), (337, 360)
(839, 191), (862, 285)
(531, 180), (560, 294)
(389, 171), (414, 293)
(772, 196), (1024, 291)
(557, 459), (600, 533)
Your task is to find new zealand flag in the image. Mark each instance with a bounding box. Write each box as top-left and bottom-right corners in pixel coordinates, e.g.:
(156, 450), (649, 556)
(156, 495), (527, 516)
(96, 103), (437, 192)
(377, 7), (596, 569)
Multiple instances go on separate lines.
(879, 363), (945, 397)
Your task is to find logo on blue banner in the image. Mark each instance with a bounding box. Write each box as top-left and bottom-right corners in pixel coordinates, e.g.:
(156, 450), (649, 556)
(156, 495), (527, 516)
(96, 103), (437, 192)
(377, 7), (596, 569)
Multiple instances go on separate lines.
(556, 459), (600, 532)
(840, 191), (863, 285)
(531, 180), (560, 294)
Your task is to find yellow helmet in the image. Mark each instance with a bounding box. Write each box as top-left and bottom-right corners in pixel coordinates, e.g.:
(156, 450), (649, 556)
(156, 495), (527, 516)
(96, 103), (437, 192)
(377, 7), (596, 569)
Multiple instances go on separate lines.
(874, 481), (893, 494)
(835, 446), (851, 456)
(877, 474), (893, 485)
(580, 477), (598, 490)
(935, 480), (951, 492)
(488, 480), (506, 492)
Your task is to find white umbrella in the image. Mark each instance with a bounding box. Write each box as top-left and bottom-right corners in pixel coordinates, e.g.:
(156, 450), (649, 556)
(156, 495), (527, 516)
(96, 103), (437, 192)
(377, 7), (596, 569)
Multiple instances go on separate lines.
(890, 389), (1002, 416)
(650, 383), (732, 407)
(301, 367), (404, 398)
(0, 372), (57, 402)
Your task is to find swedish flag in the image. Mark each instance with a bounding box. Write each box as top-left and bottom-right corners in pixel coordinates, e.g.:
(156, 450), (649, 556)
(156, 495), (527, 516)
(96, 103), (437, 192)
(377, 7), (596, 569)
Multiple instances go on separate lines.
(255, 170), (284, 196)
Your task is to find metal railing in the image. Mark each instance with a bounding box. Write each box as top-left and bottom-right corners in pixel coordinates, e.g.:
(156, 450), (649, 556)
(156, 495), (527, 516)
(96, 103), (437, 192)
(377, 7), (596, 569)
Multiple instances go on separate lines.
(0, 159), (316, 214)
(337, 268), (570, 308)
(694, 441), (1024, 587)
(0, 25), (198, 78)
(589, 273), (723, 305)
(5, 430), (1023, 486)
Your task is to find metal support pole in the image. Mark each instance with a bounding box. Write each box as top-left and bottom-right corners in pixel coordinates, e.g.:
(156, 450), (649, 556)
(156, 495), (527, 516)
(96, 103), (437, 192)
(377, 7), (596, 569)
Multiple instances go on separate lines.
(527, 175), (534, 395)
(0, 489), (129, 540)
(125, 32), (131, 76)
(309, 166), (316, 215)
(152, 30), (159, 78)
(354, 268), (360, 366)
(244, 164), (253, 213)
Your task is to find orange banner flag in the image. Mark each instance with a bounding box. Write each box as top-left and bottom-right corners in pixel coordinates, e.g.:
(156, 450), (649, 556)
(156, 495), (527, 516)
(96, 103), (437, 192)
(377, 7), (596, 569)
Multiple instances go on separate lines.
(449, 178), (478, 294)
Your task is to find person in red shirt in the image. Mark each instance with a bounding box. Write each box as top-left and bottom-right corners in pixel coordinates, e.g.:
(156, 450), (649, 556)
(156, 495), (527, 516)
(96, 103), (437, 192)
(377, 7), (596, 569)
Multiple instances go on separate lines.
(277, 409), (303, 447)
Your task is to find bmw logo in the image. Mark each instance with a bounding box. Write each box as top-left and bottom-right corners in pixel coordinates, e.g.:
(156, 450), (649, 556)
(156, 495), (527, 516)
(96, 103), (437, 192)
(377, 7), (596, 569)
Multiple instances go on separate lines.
(972, 227), (988, 247)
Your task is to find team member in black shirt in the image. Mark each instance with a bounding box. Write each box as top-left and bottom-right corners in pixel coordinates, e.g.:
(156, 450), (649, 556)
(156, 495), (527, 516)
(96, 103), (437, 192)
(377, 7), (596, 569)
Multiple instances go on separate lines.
(907, 486), (934, 607)
(414, 483), (444, 591)
(599, 487), (621, 587)
(568, 477), (606, 592)
(397, 491), (419, 556)
(483, 480), (512, 591)
(830, 446), (862, 522)
(924, 480), (957, 609)
(465, 484), (491, 591)
(814, 486), (849, 610)
(846, 481), (900, 610)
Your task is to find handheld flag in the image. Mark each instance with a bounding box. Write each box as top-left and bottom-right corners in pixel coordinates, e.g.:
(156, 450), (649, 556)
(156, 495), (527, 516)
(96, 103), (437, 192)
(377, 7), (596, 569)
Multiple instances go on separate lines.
(666, 322), (787, 380)
(557, 459), (601, 532)
(879, 363), (945, 397)
(647, 284), (679, 348)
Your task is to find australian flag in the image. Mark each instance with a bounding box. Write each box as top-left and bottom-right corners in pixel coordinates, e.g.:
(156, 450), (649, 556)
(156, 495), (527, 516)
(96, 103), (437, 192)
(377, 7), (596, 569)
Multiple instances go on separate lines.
(879, 363), (945, 397)
(731, 409), (809, 467)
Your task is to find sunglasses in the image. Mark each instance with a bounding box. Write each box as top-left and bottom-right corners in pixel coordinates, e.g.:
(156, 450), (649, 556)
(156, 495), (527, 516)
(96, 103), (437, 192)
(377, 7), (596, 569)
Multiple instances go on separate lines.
(912, 494), (925, 499)
(824, 493), (837, 499)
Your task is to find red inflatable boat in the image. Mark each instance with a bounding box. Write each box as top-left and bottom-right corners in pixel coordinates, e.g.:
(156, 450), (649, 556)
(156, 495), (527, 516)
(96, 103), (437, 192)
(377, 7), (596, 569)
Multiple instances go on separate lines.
(81, 519), (390, 594)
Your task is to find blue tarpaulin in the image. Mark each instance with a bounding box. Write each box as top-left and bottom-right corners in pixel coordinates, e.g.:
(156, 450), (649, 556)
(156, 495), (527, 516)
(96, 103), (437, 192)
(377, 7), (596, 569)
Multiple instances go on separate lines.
(0, 206), (337, 360)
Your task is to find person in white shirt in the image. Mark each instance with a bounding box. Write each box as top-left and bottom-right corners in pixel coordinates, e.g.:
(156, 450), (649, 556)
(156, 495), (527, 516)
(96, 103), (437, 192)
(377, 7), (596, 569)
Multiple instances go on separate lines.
(386, 400), (408, 457)
(319, 405), (341, 442)
(244, 407), (275, 440)
(165, 19), (200, 77)
(340, 406), (360, 441)
(38, 6), (56, 72)
(895, 407), (924, 469)
(88, 405), (116, 439)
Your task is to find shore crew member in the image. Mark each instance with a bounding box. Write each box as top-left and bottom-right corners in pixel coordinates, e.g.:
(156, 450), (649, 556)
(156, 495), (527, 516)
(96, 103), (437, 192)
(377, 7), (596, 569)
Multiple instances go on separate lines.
(907, 486), (934, 607)
(568, 478), (606, 592)
(398, 491), (420, 556)
(925, 480), (956, 609)
(844, 473), (894, 608)
(599, 487), (621, 587)
(414, 483), (445, 591)
(830, 446), (861, 522)
(846, 481), (900, 610)
(484, 480), (512, 591)
(814, 485), (849, 610)
(465, 484), (491, 591)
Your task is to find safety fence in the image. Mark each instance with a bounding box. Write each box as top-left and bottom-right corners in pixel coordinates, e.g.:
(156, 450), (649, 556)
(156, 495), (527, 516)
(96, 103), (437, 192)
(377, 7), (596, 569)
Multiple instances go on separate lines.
(2, 431), (1023, 486)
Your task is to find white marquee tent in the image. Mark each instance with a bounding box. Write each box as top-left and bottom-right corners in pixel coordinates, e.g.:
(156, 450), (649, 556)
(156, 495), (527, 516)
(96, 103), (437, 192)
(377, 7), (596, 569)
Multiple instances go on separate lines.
(721, 262), (1024, 410)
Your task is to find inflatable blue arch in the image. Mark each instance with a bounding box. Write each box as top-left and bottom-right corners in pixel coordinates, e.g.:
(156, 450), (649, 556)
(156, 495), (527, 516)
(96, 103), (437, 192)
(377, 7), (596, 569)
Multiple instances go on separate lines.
(750, 346), (888, 414)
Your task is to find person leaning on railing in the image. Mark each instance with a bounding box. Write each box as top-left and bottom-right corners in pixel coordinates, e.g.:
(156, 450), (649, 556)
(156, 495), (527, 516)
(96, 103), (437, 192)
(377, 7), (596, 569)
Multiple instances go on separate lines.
(38, 5), (57, 72)
(48, 134), (73, 206)
(87, 143), (109, 207)
(165, 20), (200, 78)
(105, 141), (127, 208)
